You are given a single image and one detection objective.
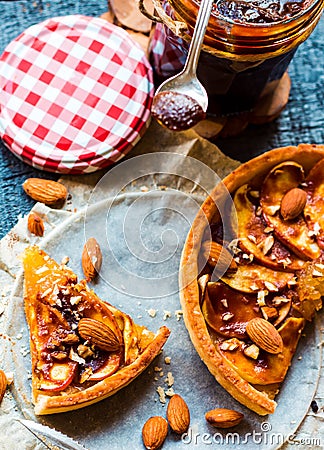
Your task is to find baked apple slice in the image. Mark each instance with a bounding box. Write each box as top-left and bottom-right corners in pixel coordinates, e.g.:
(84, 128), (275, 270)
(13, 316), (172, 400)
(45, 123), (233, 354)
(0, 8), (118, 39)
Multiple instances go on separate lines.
(202, 282), (262, 339)
(234, 184), (305, 271)
(23, 246), (170, 415)
(221, 262), (295, 294)
(304, 157), (324, 249)
(260, 161), (320, 260)
(217, 317), (305, 385)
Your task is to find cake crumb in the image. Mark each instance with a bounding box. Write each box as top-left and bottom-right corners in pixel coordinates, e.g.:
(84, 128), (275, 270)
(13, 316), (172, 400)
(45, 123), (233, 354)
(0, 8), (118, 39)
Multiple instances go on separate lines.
(164, 356), (171, 364)
(157, 386), (166, 404)
(61, 256), (69, 265)
(5, 372), (14, 384)
(175, 310), (183, 321)
(163, 310), (171, 320)
(165, 387), (175, 397)
(20, 346), (29, 357)
(147, 309), (157, 318)
(165, 372), (174, 387)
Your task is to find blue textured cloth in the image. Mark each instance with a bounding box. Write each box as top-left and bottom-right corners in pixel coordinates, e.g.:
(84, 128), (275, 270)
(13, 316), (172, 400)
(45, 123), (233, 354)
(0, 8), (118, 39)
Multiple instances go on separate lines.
(0, 0), (108, 54)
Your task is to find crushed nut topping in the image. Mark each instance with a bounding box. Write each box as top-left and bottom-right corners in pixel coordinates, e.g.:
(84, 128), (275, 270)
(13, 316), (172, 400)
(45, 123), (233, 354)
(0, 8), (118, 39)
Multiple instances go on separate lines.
(62, 333), (79, 345)
(250, 284), (259, 291)
(220, 339), (239, 351)
(248, 234), (257, 244)
(147, 309), (157, 318)
(261, 306), (278, 321)
(308, 222), (321, 237)
(222, 312), (234, 321)
(264, 281), (278, 292)
(220, 299), (228, 308)
(257, 290), (267, 307)
(258, 235), (274, 255)
(256, 206), (262, 216)
(69, 347), (86, 364)
(272, 296), (290, 306)
(243, 344), (259, 360)
(277, 257), (292, 267)
(70, 295), (82, 305)
(312, 269), (324, 277)
(163, 310), (172, 320)
(51, 351), (68, 361)
(61, 256), (70, 265)
(287, 277), (297, 286)
(266, 205), (280, 216)
(41, 288), (52, 298)
(79, 367), (93, 384)
(35, 266), (48, 275)
(165, 387), (175, 397)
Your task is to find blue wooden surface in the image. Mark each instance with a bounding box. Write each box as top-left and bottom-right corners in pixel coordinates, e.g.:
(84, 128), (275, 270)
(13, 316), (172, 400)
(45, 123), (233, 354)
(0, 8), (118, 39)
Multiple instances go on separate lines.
(0, 2), (323, 238)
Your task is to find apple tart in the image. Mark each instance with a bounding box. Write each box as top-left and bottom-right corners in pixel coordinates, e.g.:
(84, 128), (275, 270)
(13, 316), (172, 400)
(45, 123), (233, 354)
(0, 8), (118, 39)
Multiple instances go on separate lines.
(180, 144), (324, 415)
(23, 246), (170, 415)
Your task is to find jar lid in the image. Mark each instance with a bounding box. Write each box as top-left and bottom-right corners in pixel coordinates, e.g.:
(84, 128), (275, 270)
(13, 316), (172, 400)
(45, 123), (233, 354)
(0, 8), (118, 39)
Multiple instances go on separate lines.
(0, 15), (153, 174)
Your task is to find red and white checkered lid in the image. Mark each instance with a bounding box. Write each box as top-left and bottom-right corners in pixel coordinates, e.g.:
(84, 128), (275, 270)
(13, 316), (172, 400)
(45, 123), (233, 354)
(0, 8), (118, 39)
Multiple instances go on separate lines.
(0, 15), (153, 174)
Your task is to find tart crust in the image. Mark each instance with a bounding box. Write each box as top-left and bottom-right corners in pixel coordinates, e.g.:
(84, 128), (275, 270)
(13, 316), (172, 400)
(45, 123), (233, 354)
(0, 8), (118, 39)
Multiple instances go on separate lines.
(179, 144), (324, 415)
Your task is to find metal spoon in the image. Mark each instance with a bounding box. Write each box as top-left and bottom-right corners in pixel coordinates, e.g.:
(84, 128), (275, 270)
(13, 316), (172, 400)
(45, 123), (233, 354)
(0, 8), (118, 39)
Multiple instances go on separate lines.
(151, 0), (214, 130)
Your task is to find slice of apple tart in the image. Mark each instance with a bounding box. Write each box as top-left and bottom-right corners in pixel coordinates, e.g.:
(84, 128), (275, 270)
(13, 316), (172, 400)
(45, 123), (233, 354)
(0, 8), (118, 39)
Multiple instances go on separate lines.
(180, 144), (324, 415)
(23, 246), (170, 415)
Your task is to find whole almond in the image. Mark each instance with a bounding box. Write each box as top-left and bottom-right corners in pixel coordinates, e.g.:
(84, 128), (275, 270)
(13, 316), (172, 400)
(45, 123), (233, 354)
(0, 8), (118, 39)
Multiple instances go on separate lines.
(27, 212), (44, 237)
(280, 188), (307, 220)
(246, 317), (283, 354)
(82, 238), (102, 281)
(23, 178), (68, 207)
(142, 416), (168, 450)
(167, 394), (190, 434)
(78, 318), (121, 352)
(202, 240), (237, 273)
(0, 370), (8, 403)
(205, 408), (244, 428)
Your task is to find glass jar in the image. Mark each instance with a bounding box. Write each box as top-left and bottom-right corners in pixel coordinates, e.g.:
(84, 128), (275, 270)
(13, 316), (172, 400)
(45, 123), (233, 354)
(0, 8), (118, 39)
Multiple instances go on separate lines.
(145, 0), (324, 116)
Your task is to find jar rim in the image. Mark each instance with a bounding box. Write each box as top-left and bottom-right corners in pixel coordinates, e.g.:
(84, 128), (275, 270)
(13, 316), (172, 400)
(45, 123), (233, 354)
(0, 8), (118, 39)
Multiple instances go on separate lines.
(193, 0), (323, 28)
